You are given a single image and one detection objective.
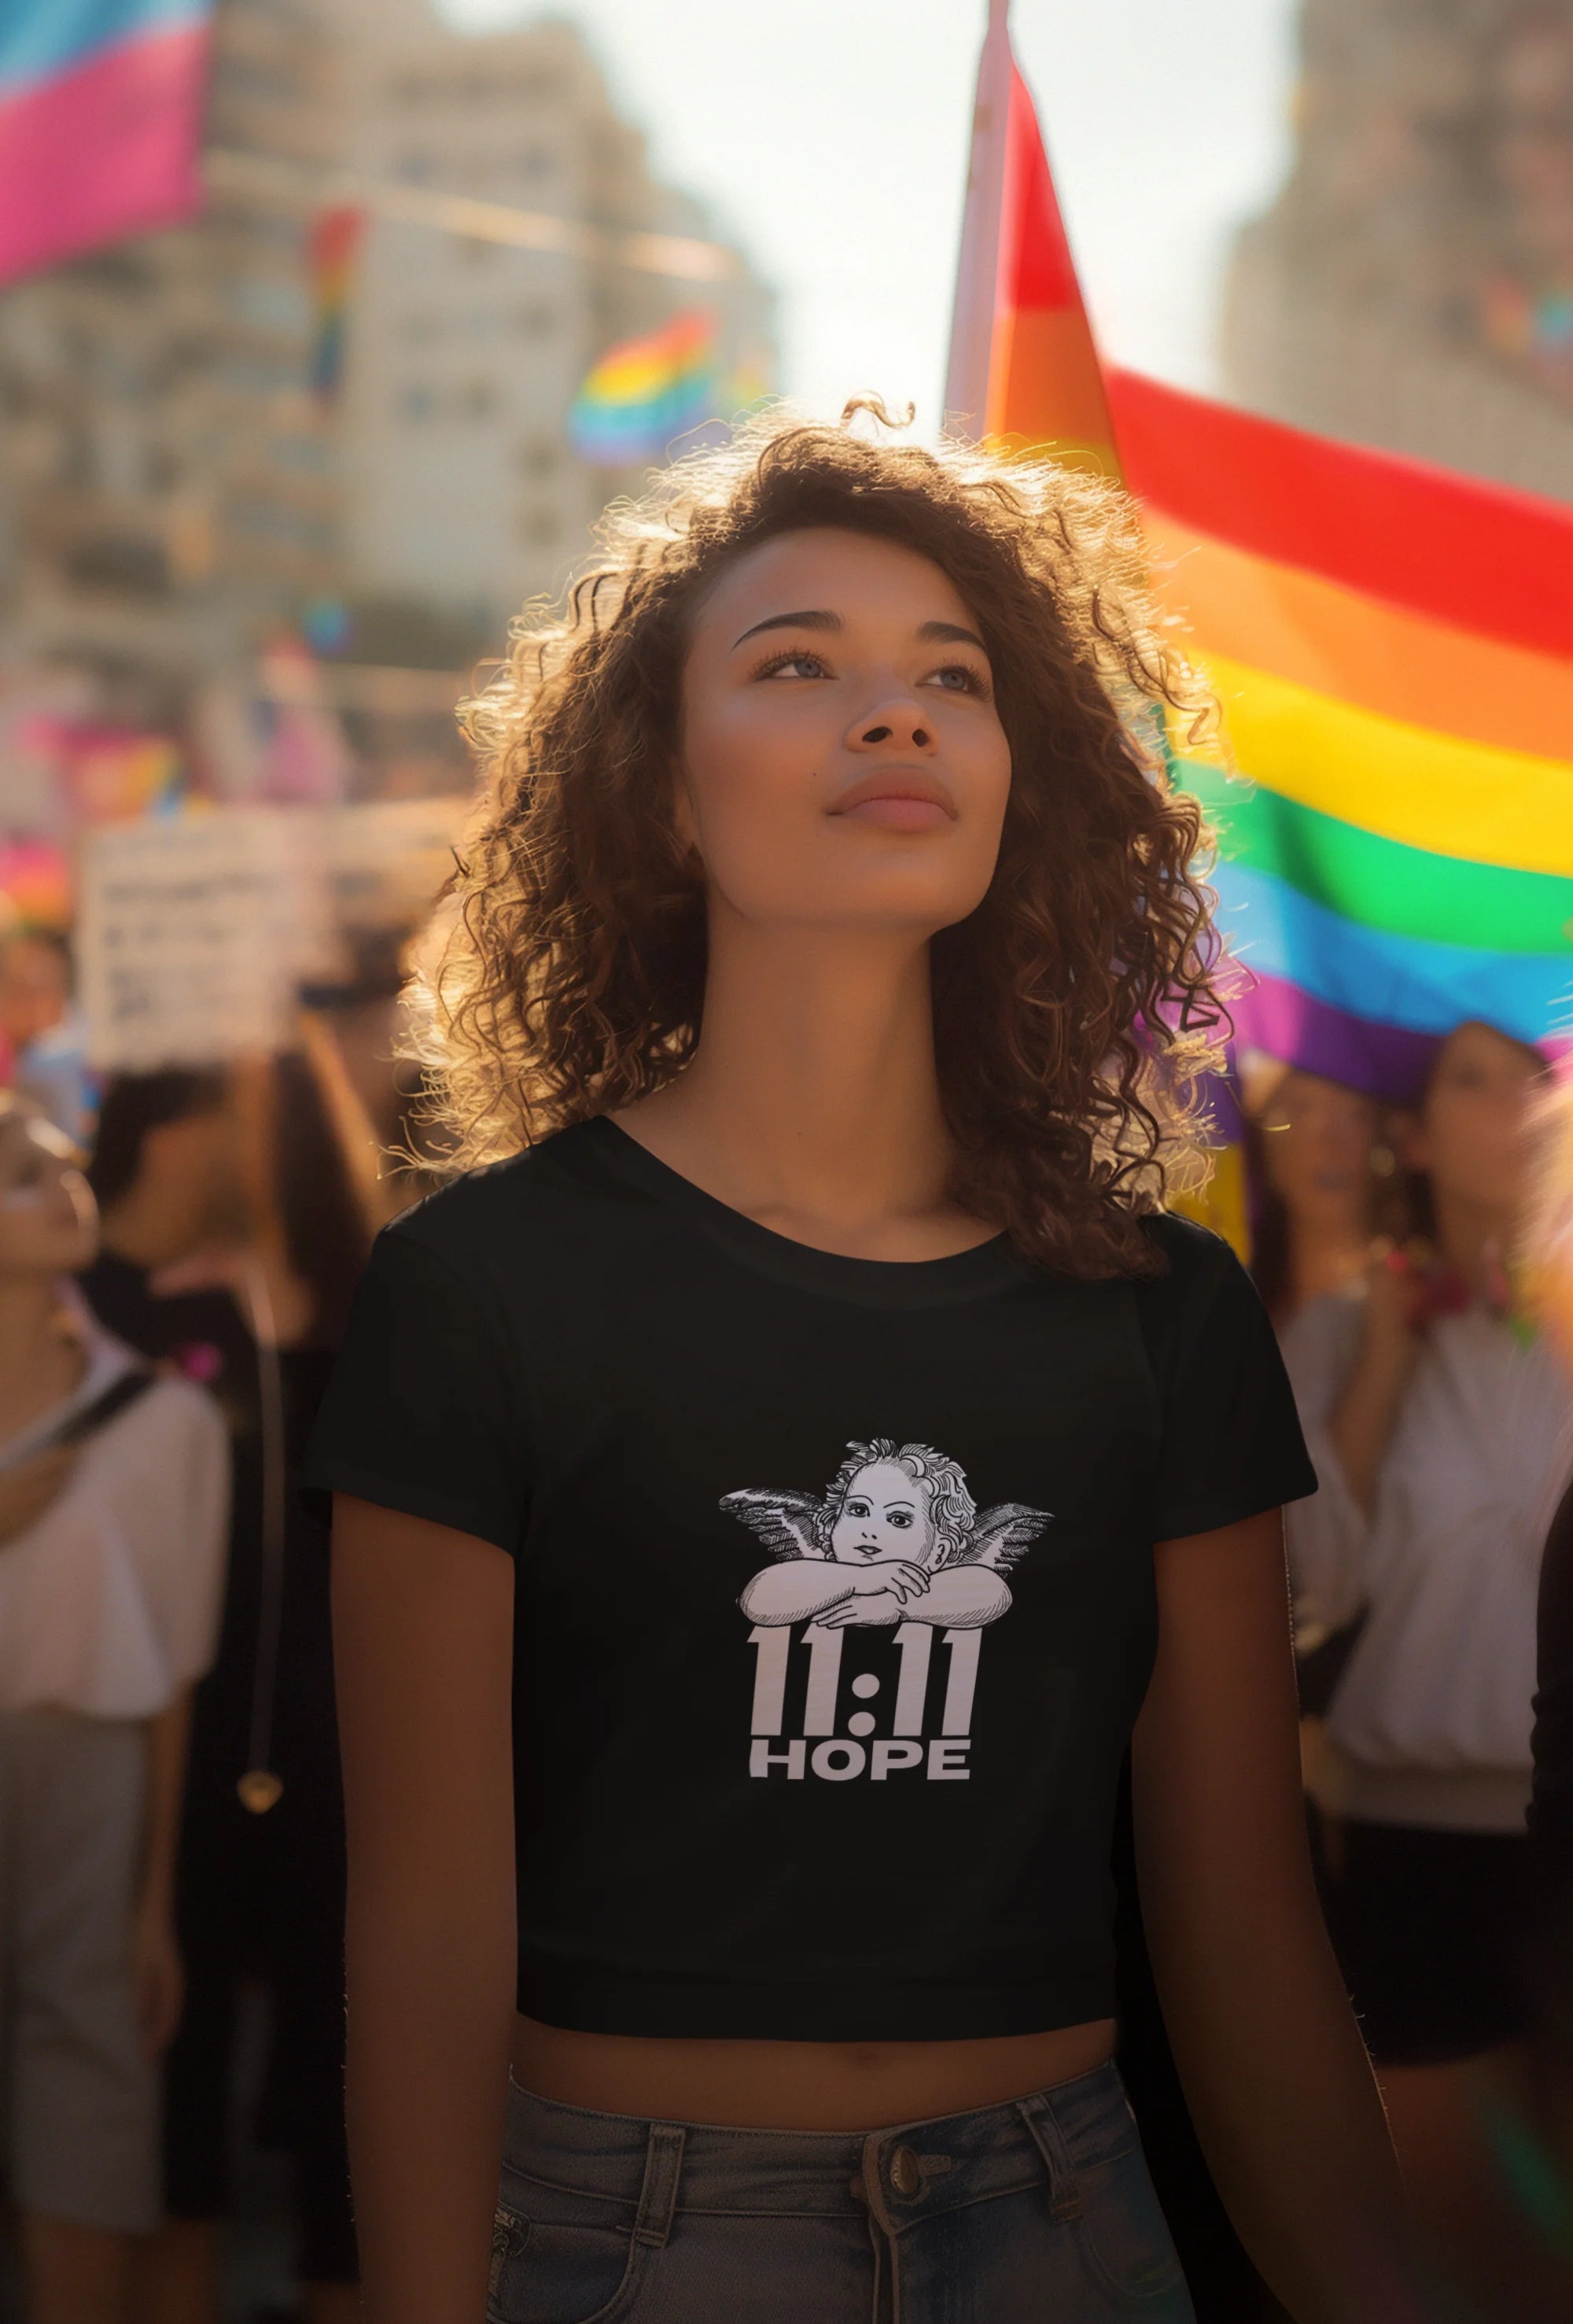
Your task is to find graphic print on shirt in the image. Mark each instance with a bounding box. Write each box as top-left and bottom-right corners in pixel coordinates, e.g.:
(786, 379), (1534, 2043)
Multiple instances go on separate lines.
(721, 1438), (1049, 1785)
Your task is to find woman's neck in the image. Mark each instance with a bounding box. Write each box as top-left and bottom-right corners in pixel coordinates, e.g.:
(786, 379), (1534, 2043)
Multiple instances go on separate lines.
(618, 917), (982, 1257)
(1288, 1223), (1369, 1311)
(0, 1275), (84, 1442)
(1433, 1188), (1516, 1300)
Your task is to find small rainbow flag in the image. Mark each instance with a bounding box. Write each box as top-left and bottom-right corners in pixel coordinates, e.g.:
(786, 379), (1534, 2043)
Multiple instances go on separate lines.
(0, 840), (72, 931)
(947, 0), (1573, 1156)
(569, 309), (721, 467)
(0, 0), (213, 290)
(308, 203), (363, 402)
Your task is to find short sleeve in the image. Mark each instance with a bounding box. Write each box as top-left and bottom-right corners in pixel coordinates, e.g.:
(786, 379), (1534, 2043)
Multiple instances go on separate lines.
(1141, 1226), (1318, 1541)
(301, 1226), (527, 1555)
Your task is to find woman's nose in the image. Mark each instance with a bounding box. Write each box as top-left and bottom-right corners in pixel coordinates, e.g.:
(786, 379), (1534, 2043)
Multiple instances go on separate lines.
(848, 699), (934, 754)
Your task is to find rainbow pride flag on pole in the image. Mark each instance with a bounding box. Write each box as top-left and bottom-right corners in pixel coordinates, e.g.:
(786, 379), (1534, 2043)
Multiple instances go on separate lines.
(308, 204), (363, 402)
(1116, 373), (1573, 1098)
(0, 1), (213, 289)
(948, 0), (1573, 1123)
(569, 308), (720, 466)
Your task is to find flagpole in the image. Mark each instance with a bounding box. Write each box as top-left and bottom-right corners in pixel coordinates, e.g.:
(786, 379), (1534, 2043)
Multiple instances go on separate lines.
(943, 0), (1013, 439)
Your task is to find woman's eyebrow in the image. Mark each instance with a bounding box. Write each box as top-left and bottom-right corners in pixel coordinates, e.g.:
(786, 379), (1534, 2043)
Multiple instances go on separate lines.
(731, 607), (842, 649)
(919, 619), (987, 651)
(730, 611), (989, 654)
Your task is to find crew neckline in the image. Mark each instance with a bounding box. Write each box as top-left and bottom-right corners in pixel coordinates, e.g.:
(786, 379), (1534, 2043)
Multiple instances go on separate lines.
(579, 1116), (1030, 1310)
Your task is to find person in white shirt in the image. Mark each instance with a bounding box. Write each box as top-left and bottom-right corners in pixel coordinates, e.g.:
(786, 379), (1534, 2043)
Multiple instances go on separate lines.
(0, 1095), (228, 2324)
(1280, 1021), (1571, 2295)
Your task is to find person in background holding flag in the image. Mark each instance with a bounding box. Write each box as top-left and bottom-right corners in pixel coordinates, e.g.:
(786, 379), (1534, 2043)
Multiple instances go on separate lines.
(1245, 1068), (1389, 1331)
(312, 404), (1417, 2324)
(1282, 1021), (1569, 2308)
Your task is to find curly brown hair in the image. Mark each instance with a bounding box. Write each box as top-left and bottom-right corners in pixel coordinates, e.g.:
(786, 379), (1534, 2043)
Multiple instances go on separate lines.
(415, 399), (1227, 1278)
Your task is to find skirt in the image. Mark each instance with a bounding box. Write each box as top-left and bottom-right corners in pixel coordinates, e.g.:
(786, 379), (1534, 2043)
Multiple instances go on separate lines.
(0, 1707), (160, 2234)
(490, 2060), (1195, 2324)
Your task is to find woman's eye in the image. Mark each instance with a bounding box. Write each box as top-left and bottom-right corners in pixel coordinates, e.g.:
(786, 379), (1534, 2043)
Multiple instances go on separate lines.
(754, 649), (830, 681)
(928, 662), (987, 695)
(888, 1511), (912, 1529)
(845, 1499), (869, 1518)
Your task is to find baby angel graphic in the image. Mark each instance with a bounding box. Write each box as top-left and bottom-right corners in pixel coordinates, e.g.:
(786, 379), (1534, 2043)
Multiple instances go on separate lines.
(724, 1439), (1048, 1631)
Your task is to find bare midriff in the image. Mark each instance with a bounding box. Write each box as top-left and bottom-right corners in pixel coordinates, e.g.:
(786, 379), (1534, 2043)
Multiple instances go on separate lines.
(510, 2014), (1117, 2132)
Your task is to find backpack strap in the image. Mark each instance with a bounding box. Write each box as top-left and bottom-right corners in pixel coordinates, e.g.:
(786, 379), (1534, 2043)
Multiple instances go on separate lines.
(30, 1367), (157, 1460)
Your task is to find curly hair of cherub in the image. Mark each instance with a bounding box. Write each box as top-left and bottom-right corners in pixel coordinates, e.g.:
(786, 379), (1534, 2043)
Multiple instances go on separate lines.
(817, 1439), (978, 1568)
(414, 397), (1227, 1278)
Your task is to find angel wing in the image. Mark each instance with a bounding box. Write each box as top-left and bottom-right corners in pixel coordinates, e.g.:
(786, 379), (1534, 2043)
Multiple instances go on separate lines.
(967, 1501), (1052, 1570)
(719, 1487), (827, 1562)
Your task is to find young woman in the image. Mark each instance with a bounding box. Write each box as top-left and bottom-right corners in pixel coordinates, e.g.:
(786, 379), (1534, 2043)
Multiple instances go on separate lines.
(1282, 1021), (1569, 2300)
(309, 409), (1413, 2324)
(1245, 1068), (1387, 1329)
(83, 1054), (371, 2324)
(0, 1096), (227, 2324)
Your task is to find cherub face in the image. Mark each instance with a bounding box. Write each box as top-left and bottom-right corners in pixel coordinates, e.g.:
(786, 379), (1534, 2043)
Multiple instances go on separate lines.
(828, 1459), (938, 1565)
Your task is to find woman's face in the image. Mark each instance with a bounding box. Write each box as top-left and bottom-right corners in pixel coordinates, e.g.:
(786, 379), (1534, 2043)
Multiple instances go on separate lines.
(830, 1460), (938, 1566)
(0, 1112), (98, 1277)
(676, 527), (1013, 939)
(1257, 1071), (1378, 1237)
(1412, 1022), (1542, 1217)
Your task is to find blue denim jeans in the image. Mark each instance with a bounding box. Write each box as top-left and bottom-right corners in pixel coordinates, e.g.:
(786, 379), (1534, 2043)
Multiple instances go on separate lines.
(489, 2060), (1195, 2322)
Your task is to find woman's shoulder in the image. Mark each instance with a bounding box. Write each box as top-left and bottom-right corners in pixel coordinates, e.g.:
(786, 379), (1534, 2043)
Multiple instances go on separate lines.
(377, 1120), (609, 1267)
(1135, 1209), (1251, 1304)
(116, 1365), (228, 1457)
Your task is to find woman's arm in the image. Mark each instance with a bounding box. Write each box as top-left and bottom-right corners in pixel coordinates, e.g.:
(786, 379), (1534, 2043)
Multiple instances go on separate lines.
(133, 1685), (191, 2057)
(333, 1494), (518, 2324)
(1133, 1510), (1419, 2324)
(1328, 1256), (1420, 1518)
(739, 1557), (930, 1625)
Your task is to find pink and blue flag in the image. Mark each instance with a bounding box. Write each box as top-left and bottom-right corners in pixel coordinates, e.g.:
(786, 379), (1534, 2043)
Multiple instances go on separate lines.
(0, 0), (213, 289)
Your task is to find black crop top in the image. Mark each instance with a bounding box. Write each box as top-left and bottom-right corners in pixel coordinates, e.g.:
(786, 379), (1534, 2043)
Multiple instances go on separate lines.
(304, 1117), (1315, 2042)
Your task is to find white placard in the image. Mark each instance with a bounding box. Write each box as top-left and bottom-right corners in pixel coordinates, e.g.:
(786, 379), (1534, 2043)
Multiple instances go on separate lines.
(322, 796), (467, 929)
(79, 811), (336, 1070)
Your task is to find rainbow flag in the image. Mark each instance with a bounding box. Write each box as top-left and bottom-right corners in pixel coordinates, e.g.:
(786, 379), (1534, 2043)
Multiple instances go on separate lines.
(947, 0), (1573, 1132)
(0, 839), (72, 931)
(308, 204), (363, 401)
(569, 309), (720, 466)
(1114, 372), (1573, 1099)
(0, 1), (213, 289)
(945, 1), (1114, 474)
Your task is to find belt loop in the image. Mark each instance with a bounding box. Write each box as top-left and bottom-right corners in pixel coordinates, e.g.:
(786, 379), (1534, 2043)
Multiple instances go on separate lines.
(1015, 2090), (1085, 2222)
(633, 2122), (686, 2248)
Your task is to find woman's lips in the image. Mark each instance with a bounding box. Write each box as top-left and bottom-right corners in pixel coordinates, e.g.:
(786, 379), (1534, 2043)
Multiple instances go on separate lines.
(828, 769), (957, 832)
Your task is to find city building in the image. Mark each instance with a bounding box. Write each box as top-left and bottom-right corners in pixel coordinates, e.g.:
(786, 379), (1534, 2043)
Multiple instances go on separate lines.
(333, 1), (775, 626)
(1223, 0), (1573, 501)
(0, 0), (775, 784)
(0, 0), (345, 717)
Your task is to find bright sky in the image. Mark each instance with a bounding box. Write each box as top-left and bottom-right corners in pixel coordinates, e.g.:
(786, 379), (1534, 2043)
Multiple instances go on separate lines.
(440, 0), (1302, 430)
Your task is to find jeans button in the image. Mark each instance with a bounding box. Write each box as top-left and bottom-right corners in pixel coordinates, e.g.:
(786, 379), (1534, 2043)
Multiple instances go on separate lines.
(889, 2143), (922, 2198)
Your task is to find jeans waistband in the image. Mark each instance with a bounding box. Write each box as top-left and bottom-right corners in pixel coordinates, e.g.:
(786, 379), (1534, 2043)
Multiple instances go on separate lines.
(501, 2060), (1136, 2234)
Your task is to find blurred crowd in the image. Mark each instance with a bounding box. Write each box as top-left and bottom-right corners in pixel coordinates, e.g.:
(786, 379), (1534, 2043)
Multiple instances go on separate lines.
(1, 914), (1571, 2323)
